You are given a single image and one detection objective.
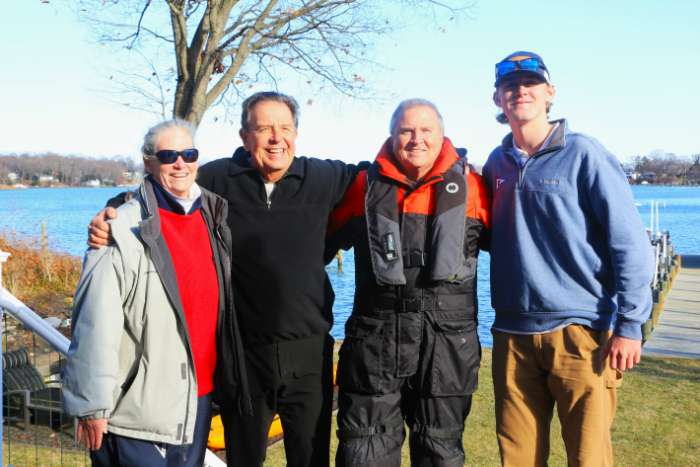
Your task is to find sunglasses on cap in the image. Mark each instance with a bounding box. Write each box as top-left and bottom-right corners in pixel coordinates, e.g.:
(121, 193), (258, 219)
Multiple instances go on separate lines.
(495, 57), (548, 83)
(153, 148), (199, 164)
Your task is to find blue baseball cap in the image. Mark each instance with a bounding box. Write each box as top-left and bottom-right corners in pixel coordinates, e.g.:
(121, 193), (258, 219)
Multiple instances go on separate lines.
(494, 51), (550, 87)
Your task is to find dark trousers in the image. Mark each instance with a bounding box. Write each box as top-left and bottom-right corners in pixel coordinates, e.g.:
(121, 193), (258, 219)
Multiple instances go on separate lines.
(336, 386), (473, 467)
(336, 309), (480, 467)
(91, 394), (212, 467)
(221, 335), (334, 467)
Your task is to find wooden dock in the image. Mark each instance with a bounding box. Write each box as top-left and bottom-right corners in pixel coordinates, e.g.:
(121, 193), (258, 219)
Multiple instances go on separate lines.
(644, 255), (700, 359)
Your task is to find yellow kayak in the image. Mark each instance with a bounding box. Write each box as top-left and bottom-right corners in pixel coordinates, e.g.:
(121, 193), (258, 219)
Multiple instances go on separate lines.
(208, 412), (284, 450)
(208, 362), (337, 450)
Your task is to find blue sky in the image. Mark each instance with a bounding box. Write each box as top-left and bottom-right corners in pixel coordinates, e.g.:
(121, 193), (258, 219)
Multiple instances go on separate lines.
(2, 1), (699, 166)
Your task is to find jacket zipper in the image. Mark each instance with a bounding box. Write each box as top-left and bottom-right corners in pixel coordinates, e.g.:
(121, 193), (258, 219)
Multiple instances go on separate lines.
(262, 180), (273, 209)
(517, 147), (559, 188)
(518, 158), (531, 188)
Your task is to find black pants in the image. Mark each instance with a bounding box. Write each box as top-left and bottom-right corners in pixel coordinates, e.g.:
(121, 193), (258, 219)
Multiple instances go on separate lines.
(221, 334), (334, 467)
(91, 394), (212, 467)
(335, 309), (480, 467)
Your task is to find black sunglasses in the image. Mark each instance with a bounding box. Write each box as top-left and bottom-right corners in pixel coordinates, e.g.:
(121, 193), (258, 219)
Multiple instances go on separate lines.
(154, 148), (199, 164)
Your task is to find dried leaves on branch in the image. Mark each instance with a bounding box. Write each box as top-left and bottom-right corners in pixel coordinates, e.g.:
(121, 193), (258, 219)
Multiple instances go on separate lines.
(74, 0), (471, 126)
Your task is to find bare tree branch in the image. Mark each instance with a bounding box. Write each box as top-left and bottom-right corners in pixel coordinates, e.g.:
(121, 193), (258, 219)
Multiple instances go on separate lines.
(128, 0), (153, 49)
(73, 0), (473, 126)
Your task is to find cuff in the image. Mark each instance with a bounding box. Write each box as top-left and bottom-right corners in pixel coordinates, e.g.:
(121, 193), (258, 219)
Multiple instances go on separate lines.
(80, 410), (111, 420)
(613, 319), (643, 340)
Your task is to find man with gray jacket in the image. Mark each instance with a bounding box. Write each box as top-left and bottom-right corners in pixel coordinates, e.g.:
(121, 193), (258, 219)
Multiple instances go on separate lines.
(63, 120), (249, 466)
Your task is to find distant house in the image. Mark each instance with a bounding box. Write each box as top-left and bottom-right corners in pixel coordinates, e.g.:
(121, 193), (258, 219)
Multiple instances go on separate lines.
(84, 179), (101, 187)
(624, 168), (640, 182)
(7, 172), (18, 182)
(37, 175), (54, 186)
(640, 172), (657, 183)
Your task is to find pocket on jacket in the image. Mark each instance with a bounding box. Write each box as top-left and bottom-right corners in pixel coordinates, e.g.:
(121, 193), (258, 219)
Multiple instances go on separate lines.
(337, 315), (391, 394)
(429, 319), (480, 396)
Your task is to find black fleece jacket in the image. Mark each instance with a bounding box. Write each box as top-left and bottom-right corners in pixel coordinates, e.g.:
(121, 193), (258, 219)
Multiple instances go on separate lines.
(197, 147), (362, 347)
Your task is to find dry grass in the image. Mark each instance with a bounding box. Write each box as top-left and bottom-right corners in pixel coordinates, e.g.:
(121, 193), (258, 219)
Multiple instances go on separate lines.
(0, 232), (81, 319)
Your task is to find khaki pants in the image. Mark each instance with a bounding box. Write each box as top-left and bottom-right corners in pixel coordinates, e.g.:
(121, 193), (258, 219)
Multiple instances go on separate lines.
(492, 325), (621, 467)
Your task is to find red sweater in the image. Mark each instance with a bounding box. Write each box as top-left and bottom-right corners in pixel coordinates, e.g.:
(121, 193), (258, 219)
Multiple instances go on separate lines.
(159, 208), (219, 396)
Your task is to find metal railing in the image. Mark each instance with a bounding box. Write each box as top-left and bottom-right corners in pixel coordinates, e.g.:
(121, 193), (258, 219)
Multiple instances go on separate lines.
(642, 200), (680, 342)
(1, 249), (88, 466)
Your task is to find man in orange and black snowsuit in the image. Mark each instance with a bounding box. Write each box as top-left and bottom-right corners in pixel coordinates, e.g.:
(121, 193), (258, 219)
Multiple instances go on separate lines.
(326, 98), (490, 466)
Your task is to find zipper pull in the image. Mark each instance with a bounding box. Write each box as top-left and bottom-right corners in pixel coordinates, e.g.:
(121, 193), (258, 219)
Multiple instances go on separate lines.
(266, 198), (271, 209)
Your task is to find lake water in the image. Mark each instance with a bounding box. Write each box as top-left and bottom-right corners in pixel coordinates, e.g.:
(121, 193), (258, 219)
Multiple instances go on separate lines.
(1, 185), (698, 345)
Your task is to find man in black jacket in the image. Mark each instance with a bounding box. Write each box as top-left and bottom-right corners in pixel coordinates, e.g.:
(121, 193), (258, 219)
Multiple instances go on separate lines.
(88, 92), (361, 467)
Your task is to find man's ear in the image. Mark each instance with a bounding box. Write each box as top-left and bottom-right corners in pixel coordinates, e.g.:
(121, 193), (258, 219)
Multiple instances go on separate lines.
(239, 128), (249, 151)
(546, 84), (556, 105)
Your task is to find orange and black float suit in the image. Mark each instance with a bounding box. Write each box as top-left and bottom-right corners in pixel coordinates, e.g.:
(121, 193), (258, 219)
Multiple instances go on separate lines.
(326, 137), (490, 467)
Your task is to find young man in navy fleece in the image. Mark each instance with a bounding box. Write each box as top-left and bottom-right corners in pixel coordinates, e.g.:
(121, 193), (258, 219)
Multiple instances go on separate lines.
(482, 51), (654, 467)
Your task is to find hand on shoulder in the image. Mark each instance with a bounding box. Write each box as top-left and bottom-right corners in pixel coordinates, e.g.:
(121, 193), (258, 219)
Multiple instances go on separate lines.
(87, 207), (117, 248)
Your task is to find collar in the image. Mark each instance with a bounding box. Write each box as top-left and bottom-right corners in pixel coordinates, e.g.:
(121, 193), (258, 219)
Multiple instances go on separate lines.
(510, 121), (561, 167)
(374, 137), (461, 186)
(513, 120), (560, 155)
(502, 118), (568, 160)
(147, 174), (202, 214)
(228, 146), (305, 180)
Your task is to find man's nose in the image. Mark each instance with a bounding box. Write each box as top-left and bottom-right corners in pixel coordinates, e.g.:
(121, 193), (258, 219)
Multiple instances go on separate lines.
(514, 82), (528, 95)
(269, 126), (282, 142)
(172, 155), (186, 167)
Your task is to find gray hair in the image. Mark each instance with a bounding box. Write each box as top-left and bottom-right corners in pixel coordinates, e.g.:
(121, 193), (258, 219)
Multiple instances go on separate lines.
(240, 91), (300, 131)
(141, 119), (197, 159)
(389, 98), (444, 136)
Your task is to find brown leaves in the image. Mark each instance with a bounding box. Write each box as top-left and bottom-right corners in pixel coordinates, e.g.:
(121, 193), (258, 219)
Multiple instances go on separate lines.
(0, 234), (81, 317)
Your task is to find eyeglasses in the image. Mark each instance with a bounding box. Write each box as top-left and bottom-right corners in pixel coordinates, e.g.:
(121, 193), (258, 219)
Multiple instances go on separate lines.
(153, 148), (199, 164)
(495, 58), (547, 81)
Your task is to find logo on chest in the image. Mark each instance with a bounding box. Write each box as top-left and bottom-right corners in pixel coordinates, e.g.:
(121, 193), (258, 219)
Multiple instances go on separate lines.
(445, 182), (459, 194)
